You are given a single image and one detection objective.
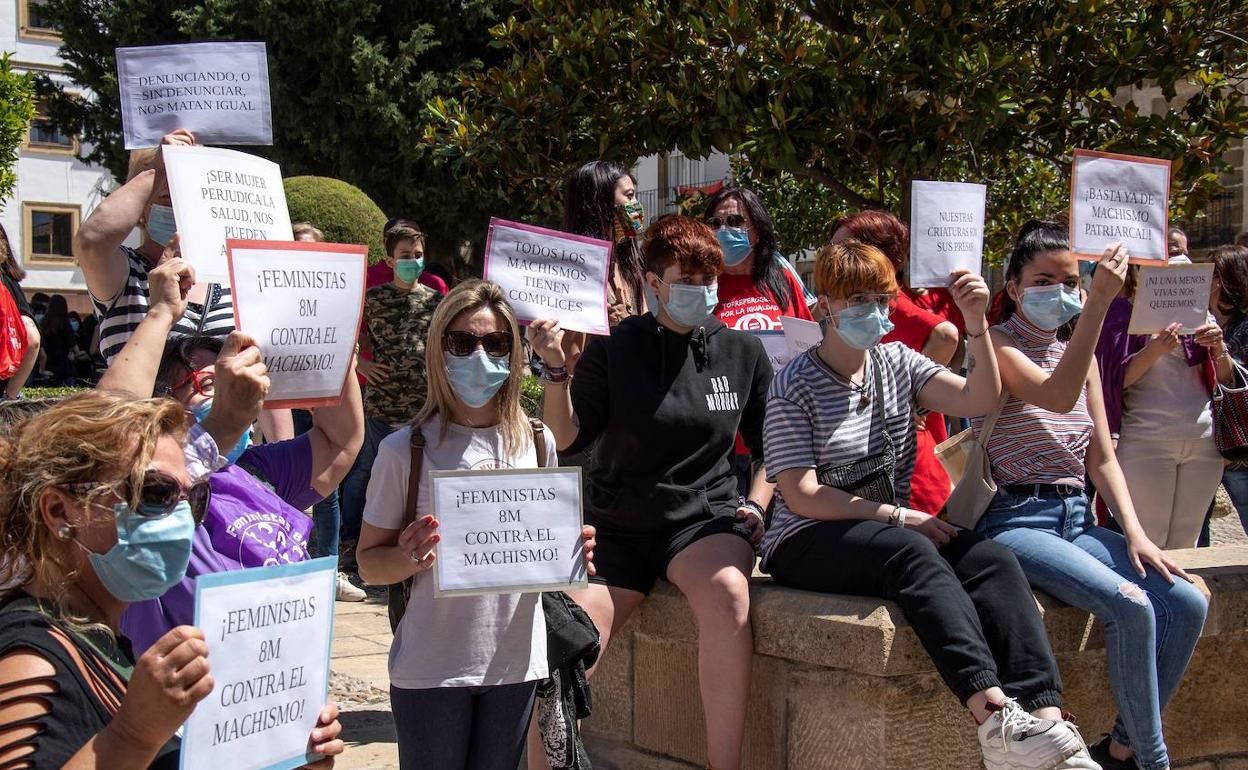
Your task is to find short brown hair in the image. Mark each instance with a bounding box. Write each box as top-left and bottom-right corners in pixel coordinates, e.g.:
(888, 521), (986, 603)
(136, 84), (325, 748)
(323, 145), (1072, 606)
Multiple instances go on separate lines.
(814, 239), (899, 300)
(292, 222), (325, 242)
(829, 210), (909, 270)
(384, 224), (424, 257)
(641, 215), (723, 277)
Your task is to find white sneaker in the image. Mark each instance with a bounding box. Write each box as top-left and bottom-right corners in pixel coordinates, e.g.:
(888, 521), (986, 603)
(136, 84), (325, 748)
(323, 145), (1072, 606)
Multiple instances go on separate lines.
(336, 572), (367, 602)
(977, 698), (1102, 770)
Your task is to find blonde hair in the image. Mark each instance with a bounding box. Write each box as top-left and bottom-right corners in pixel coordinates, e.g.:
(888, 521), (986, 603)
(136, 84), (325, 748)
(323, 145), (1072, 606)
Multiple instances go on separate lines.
(292, 222), (325, 242)
(0, 391), (187, 612)
(415, 280), (531, 458)
(127, 148), (161, 182)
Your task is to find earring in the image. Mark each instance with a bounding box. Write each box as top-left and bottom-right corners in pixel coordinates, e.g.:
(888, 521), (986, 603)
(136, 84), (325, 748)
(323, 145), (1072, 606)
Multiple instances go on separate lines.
(56, 524), (73, 541)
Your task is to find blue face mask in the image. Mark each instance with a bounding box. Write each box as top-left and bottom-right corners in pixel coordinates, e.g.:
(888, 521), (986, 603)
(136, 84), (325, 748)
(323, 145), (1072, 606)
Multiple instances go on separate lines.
(834, 302), (895, 350)
(69, 320), (80, 333)
(662, 280), (718, 328)
(394, 258), (425, 284)
(715, 227), (753, 267)
(1019, 285), (1083, 331)
(146, 204), (177, 247)
(445, 349), (510, 408)
(190, 400), (252, 464)
(81, 501), (196, 603)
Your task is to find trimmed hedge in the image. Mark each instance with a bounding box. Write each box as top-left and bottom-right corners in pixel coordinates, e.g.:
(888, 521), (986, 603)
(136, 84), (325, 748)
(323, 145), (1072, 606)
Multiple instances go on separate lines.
(283, 176), (389, 265)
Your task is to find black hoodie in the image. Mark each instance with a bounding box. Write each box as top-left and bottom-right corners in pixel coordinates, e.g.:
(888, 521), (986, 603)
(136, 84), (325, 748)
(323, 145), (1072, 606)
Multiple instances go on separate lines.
(567, 312), (772, 531)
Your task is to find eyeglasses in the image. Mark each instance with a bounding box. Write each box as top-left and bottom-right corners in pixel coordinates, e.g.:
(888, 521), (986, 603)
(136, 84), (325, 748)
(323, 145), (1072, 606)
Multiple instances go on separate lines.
(705, 214), (750, 230)
(845, 293), (895, 311)
(64, 469), (211, 526)
(172, 369), (215, 398)
(443, 330), (514, 358)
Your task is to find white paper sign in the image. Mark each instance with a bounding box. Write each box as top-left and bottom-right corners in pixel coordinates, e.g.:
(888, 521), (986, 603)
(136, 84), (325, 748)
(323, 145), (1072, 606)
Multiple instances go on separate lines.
(909, 181), (987, 288)
(1070, 150), (1170, 262)
(227, 240), (367, 408)
(1128, 263), (1214, 335)
(164, 145), (293, 283)
(182, 557), (336, 770)
(780, 315), (823, 360)
(750, 331), (790, 370)
(432, 467), (587, 597)
(483, 218), (612, 335)
(116, 42), (272, 149)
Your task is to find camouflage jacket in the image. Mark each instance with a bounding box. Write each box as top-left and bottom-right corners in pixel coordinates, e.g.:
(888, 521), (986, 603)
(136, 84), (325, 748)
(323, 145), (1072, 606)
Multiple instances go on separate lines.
(362, 283), (441, 424)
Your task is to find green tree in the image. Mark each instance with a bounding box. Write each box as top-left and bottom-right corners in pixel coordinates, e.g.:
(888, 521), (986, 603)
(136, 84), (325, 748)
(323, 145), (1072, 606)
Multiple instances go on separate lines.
(0, 54), (37, 208)
(428, 0), (1248, 251)
(284, 176), (389, 264)
(38, 0), (519, 260)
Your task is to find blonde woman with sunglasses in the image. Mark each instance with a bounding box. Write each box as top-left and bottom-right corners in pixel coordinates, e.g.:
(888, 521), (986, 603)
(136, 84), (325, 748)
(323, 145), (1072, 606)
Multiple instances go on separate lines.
(356, 280), (596, 770)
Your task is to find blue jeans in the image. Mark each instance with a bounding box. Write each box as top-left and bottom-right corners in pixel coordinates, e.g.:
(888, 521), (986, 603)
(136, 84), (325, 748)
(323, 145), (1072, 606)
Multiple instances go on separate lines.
(291, 409), (342, 558)
(390, 681), (536, 769)
(978, 488), (1207, 770)
(339, 417), (398, 543)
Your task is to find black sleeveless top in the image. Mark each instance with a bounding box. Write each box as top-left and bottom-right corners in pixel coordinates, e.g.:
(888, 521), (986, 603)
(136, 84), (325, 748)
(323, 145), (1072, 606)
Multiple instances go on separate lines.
(0, 594), (179, 769)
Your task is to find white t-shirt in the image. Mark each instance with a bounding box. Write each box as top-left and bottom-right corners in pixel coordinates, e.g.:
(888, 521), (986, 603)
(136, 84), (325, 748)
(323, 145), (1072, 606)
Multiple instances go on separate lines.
(1122, 340), (1213, 441)
(363, 416), (554, 689)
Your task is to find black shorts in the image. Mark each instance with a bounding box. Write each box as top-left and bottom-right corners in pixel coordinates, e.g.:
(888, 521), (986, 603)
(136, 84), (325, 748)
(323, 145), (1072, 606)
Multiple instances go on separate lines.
(587, 514), (752, 595)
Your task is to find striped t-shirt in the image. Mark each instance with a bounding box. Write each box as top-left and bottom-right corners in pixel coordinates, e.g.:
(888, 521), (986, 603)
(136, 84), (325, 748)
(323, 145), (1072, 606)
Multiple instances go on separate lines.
(973, 313), (1091, 488)
(760, 343), (944, 564)
(92, 247), (235, 364)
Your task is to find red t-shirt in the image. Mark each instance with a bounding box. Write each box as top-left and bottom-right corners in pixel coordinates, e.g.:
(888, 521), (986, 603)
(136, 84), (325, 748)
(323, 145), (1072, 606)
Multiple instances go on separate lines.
(714, 270), (814, 330)
(905, 286), (965, 334)
(882, 294), (950, 514)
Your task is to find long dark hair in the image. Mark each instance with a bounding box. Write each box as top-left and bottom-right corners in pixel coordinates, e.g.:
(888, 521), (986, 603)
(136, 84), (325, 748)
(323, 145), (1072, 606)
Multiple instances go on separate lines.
(40, 295), (73, 348)
(0, 223), (24, 282)
(563, 161), (644, 306)
(701, 187), (796, 312)
(1000, 220), (1070, 324)
(1212, 245), (1248, 322)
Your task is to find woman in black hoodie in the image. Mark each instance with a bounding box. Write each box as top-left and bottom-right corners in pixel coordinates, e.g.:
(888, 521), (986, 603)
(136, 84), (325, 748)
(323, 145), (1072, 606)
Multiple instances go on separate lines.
(529, 215), (771, 770)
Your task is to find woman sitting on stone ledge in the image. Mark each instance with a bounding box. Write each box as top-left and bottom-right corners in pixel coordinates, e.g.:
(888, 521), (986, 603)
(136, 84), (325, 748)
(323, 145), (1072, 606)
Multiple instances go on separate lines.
(979, 222), (1208, 770)
(761, 239), (1098, 770)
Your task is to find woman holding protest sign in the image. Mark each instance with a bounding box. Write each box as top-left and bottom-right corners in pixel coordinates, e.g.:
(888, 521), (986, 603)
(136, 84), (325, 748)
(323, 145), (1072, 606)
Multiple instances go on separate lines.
(761, 238), (1098, 770)
(530, 215), (772, 770)
(979, 221), (1207, 770)
(356, 280), (596, 770)
(1095, 254), (1232, 548)
(0, 391), (344, 769)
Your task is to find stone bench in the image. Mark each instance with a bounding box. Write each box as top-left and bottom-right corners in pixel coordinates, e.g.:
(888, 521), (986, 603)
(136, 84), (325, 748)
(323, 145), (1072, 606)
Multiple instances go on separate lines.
(583, 545), (1248, 770)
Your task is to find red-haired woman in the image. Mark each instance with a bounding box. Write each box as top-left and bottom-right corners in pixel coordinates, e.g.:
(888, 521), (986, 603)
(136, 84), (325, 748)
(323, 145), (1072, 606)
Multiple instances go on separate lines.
(829, 211), (960, 515)
(762, 240), (1097, 770)
(530, 215), (772, 770)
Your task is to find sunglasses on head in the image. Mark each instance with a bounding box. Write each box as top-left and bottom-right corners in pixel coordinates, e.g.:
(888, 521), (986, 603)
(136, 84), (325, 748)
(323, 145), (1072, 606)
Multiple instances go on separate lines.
(65, 469), (211, 526)
(705, 214), (749, 230)
(443, 330), (513, 358)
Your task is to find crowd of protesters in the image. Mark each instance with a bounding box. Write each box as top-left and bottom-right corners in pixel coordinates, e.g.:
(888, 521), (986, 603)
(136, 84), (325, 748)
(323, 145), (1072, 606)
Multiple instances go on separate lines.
(0, 126), (1246, 770)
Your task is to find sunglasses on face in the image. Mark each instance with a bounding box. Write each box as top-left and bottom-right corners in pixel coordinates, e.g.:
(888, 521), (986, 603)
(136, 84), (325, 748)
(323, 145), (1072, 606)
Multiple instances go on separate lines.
(172, 369), (215, 398)
(443, 330), (514, 358)
(65, 469), (211, 526)
(705, 214), (750, 230)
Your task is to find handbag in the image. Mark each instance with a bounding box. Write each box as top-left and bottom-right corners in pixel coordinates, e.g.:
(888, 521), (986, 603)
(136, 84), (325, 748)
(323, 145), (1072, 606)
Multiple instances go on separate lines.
(937, 393), (1008, 529)
(388, 418), (548, 632)
(1211, 359), (1248, 462)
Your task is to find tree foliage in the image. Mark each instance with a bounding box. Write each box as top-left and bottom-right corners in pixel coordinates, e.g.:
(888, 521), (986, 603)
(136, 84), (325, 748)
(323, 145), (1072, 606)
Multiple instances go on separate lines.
(37, 0), (518, 260)
(428, 0), (1248, 255)
(284, 176), (389, 264)
(0, 54), (37, 209)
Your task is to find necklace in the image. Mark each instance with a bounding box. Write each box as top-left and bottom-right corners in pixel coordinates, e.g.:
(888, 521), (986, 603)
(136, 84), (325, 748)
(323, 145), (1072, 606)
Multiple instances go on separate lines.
(815, 349), (871, 407)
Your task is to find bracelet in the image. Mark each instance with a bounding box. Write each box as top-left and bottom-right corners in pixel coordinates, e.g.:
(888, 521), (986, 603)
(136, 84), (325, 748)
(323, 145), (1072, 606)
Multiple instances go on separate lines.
(740, 500), (766, 520)
(887, 505), (902, 527)
(540, 364), (570, 384)
(965, 328), (987, 340)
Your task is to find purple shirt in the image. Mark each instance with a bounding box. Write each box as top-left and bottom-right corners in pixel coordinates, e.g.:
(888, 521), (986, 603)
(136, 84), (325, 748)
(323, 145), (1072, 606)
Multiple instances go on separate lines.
(121, 435), (318, 653)
(1095, 297), (1208, 436)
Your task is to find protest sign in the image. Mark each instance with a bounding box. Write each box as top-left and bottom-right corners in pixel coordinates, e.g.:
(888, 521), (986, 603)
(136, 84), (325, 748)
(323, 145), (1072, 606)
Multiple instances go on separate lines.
(164, 145), (292, 284)
(751, 330), (791, 370)
(181, 557), (336, 770)
(431, 467), (587, 597)
(117, 42), (273, 149)
(227, 240), (367, 408)
(909, 181), (987, 288)
(1070, 149), (1170, 262)
(483, 218), (612, 335)
(781, 315), (823, 360)
(1128, 262), (1214, 335)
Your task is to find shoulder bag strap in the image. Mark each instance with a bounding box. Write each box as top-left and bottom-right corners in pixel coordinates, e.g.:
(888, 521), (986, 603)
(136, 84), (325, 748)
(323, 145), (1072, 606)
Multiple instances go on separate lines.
(402, 424), (427, 530)
(529, 418), (548, 468)
(977, 393), (1010, 445)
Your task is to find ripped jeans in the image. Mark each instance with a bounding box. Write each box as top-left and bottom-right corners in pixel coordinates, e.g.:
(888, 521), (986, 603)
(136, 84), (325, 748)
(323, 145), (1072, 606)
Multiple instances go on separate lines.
(978, 488), (1207, 770)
